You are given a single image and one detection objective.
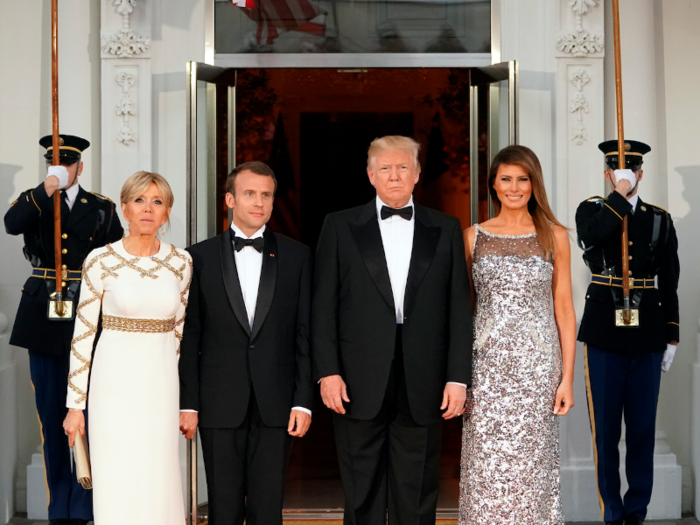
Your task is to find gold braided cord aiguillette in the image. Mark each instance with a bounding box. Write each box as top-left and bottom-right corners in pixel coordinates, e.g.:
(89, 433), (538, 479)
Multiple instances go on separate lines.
(102, 315), (176, 333)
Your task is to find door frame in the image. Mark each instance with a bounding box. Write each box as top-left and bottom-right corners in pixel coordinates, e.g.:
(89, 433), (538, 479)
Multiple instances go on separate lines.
(184, 60), (517, 524)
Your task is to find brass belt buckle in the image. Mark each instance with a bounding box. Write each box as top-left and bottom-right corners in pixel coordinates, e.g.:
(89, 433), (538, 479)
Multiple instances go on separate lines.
(615, 308), (640, 328)
(47, 292), (75, 321)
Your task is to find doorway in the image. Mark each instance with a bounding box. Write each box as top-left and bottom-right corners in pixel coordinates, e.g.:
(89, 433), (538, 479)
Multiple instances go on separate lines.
(186, 63), (517, 516)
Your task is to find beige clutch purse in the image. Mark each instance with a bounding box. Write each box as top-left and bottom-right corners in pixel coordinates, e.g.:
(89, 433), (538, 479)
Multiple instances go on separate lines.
(73, 433), (93, 489)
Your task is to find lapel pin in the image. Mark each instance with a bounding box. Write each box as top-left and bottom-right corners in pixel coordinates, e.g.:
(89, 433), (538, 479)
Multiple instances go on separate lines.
(81, 198), (87, 203)
(641, 205), (647, 211)
(270, 253), (275, 257)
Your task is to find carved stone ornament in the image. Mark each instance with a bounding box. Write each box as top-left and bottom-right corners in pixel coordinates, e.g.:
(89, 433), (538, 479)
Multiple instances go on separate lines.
(557, 0), (603, 57)
(115, 72), (137, 145)
(102, 0), (150, 58)
(569, 68), (591, 145)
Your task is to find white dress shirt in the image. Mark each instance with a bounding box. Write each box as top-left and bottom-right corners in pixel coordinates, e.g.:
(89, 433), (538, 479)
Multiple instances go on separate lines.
(628, 194), (639, 213)
(376, 196), (414, 324)
(231, 222), (311, 417)
(63, 184), (79, 211)
(375, 196), (466, 390)
(181, 223), (311, 417)
(231, 223), (265, 329)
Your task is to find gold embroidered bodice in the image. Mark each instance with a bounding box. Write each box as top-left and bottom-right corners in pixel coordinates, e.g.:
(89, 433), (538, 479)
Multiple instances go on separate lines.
(66, 240), (192, 409)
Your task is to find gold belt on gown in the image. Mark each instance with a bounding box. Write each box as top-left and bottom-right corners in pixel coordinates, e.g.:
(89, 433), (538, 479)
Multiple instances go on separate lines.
(102, 315), (176, 333)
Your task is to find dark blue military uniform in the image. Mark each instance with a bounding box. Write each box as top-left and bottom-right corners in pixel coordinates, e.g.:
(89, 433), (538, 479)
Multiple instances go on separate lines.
(4, 135), (123, 524)
(576, 141), (680, 525)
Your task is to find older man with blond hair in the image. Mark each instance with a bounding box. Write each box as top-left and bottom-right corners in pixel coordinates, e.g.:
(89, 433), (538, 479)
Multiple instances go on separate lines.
(312, 135), (473, 524)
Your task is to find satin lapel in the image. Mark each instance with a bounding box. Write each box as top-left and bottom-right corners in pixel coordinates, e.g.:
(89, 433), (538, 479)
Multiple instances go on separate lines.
(350, 201), (395, 312)
(65, 187), (94, 228)
(219, 230), (251, 336)
(404, 206), (440, 320)
(250, 230), (278, 342)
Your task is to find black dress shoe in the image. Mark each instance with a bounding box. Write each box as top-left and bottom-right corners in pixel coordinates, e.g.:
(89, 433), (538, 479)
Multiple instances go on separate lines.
(625, 516), (644, 525)
(605, 520), (624, 525)
(49, 520), (70, 525)
(70, 520), (91, 525)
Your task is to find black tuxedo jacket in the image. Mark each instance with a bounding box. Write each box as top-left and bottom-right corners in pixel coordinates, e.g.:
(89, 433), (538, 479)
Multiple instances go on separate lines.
(179, 228), (313, 428)
(311, 200), (473, 425)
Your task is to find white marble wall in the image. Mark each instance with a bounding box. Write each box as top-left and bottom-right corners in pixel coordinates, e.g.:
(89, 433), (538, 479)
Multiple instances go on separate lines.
(654, 0), (700, 518)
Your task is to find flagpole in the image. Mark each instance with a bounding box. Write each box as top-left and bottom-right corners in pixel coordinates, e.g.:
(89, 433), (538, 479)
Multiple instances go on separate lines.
(51, 0), (65, 316)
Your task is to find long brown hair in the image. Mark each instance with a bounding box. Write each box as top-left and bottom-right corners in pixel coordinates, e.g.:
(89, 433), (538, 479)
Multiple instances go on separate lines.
(487, 145), (565, 256)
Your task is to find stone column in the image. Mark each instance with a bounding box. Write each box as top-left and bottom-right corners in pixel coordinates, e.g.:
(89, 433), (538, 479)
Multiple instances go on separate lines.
(554, 0), (605, 518)
(101, 0), (152, 205)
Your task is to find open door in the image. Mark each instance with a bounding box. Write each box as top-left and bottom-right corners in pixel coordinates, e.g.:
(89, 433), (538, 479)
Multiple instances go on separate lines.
(469, 61), (519, 222)
(185, 60), (519, 520)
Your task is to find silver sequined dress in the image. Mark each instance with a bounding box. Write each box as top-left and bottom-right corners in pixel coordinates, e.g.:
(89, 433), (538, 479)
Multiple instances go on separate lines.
(459, 225), (564, 525)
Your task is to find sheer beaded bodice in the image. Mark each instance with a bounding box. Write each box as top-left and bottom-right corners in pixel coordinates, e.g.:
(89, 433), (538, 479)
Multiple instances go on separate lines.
(471, 225), (556, 352)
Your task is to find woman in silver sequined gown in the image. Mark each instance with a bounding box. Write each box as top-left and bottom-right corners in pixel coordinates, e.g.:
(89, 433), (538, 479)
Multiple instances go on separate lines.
(460, 145), (576, 525)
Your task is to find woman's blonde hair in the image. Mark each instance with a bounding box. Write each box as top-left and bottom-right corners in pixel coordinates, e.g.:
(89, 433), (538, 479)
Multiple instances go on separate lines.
(367, 136), (421, 169)
(487, 145), (565, 257)
(120, 171), (174, 231)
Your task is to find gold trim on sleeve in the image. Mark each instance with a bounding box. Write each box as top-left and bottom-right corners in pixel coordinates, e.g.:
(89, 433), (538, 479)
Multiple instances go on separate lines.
(30, 191), (41, 211)
(667, 322), (679, 326)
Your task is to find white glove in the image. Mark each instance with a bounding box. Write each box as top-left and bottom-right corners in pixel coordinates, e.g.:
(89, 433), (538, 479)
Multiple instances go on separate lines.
(614, 169), (637, 187)
(47, 165), (70, 189)
(661, 344), (677, 373)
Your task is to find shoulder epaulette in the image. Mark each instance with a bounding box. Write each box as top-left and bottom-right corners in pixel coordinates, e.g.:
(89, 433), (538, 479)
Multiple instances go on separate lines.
(646, 203), (670, 215)
(89, 191), (114, 203)
(586, 195), (606, 204)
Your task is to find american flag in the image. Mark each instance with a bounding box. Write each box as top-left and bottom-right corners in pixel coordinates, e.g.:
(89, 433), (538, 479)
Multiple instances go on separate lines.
(231, 0), (326, 45)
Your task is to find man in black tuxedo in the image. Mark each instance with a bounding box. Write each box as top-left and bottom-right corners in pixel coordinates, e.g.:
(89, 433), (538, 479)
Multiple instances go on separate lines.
(179, 161), (313, 525)
(312, 136), (473, 524)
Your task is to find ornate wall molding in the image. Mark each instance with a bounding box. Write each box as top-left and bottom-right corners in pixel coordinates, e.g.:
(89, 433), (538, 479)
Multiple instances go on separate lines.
(102, 0), (150, 58)
(557, 0), (604, 57)
(115, 72), (137, 145)
(569, 68), (591, 145)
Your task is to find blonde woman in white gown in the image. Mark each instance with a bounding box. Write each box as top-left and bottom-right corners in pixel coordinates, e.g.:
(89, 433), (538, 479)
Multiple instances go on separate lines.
(63, 171), (192, 524)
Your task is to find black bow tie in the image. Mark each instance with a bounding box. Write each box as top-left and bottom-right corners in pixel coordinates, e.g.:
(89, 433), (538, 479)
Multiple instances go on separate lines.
(380, 205), (413, 221)
(233, 236), (264, 253)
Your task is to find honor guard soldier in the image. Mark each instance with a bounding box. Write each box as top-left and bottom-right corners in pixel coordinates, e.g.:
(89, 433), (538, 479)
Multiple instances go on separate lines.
(576, 140), (680, 525)
(4, 135), (123, 525)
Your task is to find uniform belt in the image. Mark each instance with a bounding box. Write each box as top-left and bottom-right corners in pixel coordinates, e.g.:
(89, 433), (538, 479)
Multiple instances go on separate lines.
(591, 274), (655, 289)
(31, 267), (82, 280)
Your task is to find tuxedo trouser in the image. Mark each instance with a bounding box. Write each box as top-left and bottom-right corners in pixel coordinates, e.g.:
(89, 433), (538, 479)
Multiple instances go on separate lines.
(584, 344), (663, 523)
(199, 392), (293, 525)
(28, 350), (94, 521)
(333, 328), (443, 525)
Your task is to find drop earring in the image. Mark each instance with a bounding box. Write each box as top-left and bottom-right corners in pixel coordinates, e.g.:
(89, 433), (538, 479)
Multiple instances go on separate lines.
(123, 222), (129, 238)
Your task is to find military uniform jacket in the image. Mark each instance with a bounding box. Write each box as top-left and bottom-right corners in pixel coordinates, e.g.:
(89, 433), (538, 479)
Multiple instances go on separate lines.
(576, 190), (680, 353)
(4, 182), (123, 355)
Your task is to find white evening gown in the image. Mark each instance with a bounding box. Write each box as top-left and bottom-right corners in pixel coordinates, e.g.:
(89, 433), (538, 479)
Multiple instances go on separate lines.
(66, 239), (192, 525)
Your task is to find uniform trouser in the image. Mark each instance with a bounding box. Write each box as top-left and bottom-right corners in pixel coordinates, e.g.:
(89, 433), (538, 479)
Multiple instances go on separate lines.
(584, 344), (663, 523)
(199, 393), (293, 525)
(28, 350), (93, 521)
(333, 328), (444, 525)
